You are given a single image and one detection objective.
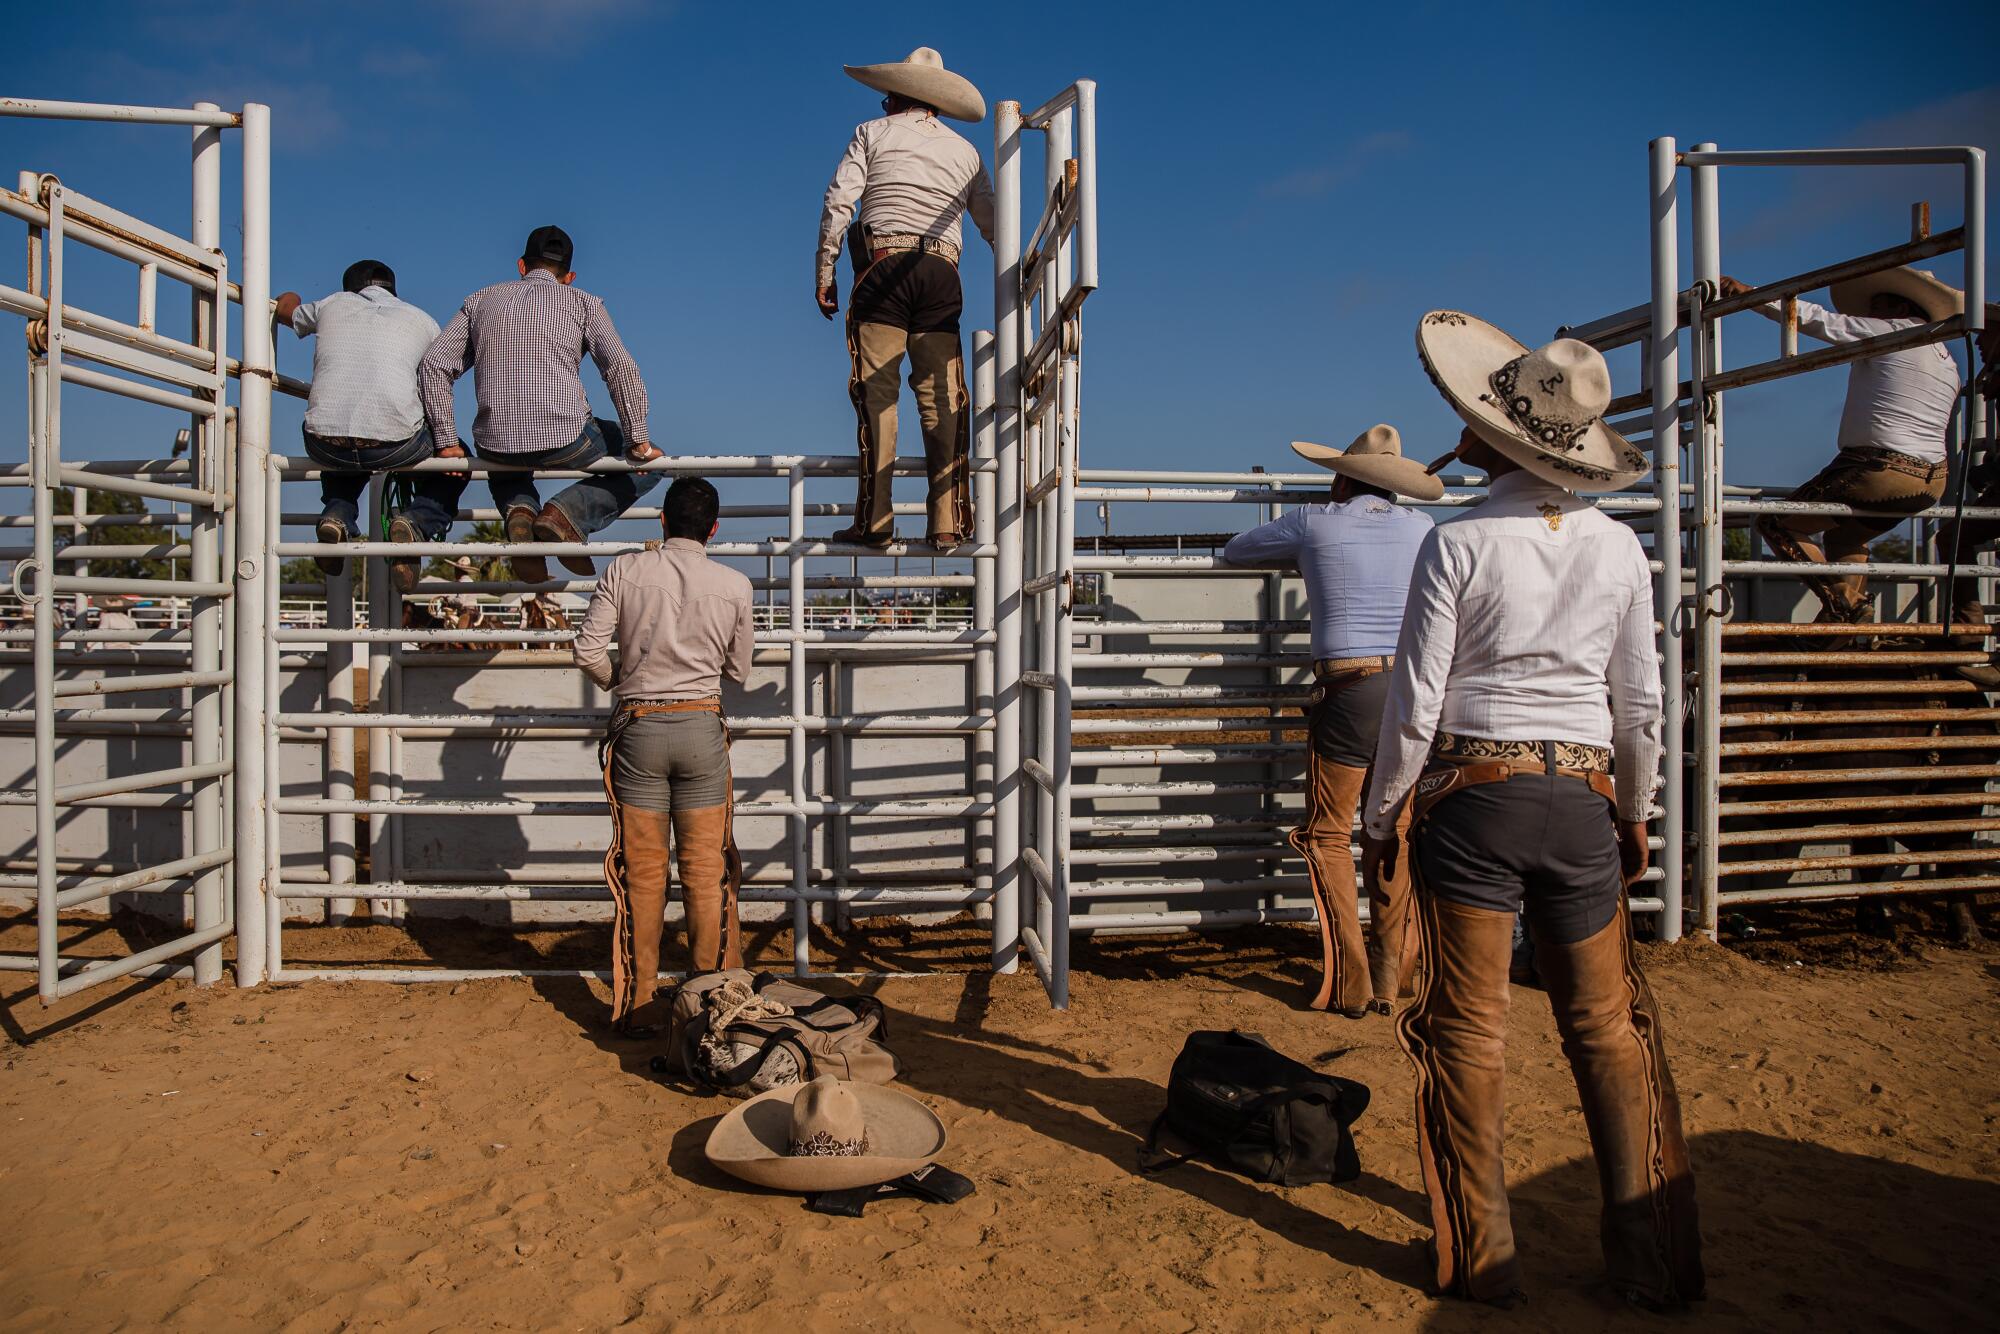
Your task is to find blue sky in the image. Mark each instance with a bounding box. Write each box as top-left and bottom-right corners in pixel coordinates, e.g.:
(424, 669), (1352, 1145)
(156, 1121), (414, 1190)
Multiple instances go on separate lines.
(5, 0), (1997, 538)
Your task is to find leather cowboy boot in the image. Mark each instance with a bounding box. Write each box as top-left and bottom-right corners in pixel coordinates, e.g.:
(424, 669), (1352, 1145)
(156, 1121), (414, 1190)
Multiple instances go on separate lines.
(611, 808), (673, 1034)
(1533, 915), (1705, 1308)
(673, 803), (743, 972)
(1288, 756), (1372, 1016)
(532, 502), (596, 578)
(1398, 892), (1523, 1305)
(504, 504), (548, 585)
(1366, 792), (1418, 1007)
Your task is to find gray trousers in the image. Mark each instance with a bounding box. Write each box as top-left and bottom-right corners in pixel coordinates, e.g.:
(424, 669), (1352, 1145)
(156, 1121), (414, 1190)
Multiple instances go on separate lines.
(610, 712), (730, 812)
(1411, 772), (1623, 945)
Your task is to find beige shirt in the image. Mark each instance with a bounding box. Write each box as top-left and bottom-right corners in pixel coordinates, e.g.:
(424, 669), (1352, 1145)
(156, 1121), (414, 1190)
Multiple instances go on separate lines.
(572, 538), (755, 699)
(817, 110), (996, 289)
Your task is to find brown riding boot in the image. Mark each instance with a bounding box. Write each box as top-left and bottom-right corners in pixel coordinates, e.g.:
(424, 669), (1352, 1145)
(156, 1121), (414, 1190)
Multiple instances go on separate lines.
(673, 803), (743, 972)
(532, 503), (596, 578)
(611, 808), (673, 1031)
(1534, 916), (1705, 1308)
(504, 504), (548, 584)
(1366, 792), (1418, 1007)
(1397, 893), (1523, 1304)
(1288, 756), (1371, 1016)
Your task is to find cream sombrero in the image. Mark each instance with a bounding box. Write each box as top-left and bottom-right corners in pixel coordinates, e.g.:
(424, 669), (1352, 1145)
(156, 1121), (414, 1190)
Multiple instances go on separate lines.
(1416, 310), (1649, 494)
(1829, 266), (1962, 323)
(1290, 424), (1444, 502)
(705, 1074), (946, 1192)
(844, 48), (985, 123)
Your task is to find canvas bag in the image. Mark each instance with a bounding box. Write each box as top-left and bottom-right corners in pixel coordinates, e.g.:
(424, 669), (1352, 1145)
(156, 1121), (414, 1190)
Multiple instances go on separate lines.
(667, 969), (899, 1094)
(1139, 1030), (1371, 1187)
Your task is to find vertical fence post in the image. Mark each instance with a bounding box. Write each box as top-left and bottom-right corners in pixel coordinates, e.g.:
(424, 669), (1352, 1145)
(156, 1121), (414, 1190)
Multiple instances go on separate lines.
(231, 102), (272, 985)
(788, 462), (809, 974)
(971, 330), (997, 927)
(189, 103), (226, 985)
(991, 100), (1024, 973)
(1648, 137), (1689, 941)
(1689, 143), (1722, 943)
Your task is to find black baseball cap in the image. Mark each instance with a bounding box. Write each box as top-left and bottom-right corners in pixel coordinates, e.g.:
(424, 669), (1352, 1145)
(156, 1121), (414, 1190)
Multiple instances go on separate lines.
(522, 225), (574, 271)
(342, 259), (396, 294)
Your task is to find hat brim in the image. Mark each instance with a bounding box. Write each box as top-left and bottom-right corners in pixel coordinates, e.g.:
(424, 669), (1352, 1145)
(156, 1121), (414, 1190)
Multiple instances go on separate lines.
(1415, 311), (1649, 494)
(844, 63), (986, 122)
(704, 1081), (946, 1192)
(1829, 267), (1963, 323)
(1290, 441), (1445, 502)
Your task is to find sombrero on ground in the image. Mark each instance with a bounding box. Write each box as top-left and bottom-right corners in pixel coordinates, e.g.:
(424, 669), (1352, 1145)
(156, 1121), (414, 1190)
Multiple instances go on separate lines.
(1290, 424), (1445, 503)
(1829, 266), (1963, 323)
(705, 1074), (946, 1192)
(1416, 310), (1650, 494)
(844, 48), (985, 123)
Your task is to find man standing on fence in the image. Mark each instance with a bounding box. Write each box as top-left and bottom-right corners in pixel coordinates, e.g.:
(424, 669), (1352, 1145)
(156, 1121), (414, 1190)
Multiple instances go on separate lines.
(572, 477), (754, 1035)
(1360, 313), (1702, 1309)
(419, 226), (663, 585)
(1720, 266), (1964, 625)
(816, 47), (994, 550)
(277, 260), (466, 593)
(1222, 426), (1439, 1018)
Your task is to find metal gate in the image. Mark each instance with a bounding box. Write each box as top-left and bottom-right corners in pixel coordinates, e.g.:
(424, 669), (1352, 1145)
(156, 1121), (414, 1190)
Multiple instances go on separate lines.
(0, 98), (275, 998)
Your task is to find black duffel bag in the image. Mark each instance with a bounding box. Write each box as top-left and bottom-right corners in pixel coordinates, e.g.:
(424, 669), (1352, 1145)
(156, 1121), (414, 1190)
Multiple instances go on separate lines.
(1139, 1030), (1371, 1186)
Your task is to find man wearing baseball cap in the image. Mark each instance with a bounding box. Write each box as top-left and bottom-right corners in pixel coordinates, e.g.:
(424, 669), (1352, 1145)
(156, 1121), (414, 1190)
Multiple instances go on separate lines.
(419, 226), (663, 583)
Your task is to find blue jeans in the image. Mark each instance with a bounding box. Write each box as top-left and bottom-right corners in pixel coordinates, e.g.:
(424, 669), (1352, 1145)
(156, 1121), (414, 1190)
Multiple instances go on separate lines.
(302, 426), (467, 540)
(478, 417), (658, 536)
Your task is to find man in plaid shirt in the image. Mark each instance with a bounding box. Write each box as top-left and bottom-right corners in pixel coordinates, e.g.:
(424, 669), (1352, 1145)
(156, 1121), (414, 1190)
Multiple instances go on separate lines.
(419, 225), (663, 582)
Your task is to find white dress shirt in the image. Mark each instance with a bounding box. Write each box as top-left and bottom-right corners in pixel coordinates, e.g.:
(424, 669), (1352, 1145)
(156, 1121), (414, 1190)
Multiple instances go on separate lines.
(291, 286), (440, 443)
(1755, 298), (1960, 463)
(1221, 497), (1433, 659)
(817, 110), (996, 289)
(1362, 470), (1664, 839)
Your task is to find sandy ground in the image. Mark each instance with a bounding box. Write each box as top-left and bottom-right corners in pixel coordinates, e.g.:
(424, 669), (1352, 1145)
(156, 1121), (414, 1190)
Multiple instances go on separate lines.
(1, 915), (1996, 1333)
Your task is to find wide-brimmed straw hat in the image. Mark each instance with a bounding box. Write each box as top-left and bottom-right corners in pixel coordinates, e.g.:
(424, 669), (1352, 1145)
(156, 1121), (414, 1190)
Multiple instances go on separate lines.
(1416, 310), (1649, 494)
(1290, 424), (1444, 503)
(705, 1074), (946, 1192)
(844, 47), (985, 123)
(1829, 266), (1963, 323)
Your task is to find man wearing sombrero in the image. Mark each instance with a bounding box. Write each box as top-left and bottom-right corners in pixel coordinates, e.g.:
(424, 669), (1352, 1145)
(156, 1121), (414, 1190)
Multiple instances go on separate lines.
(1720, 265), (1965, 626)
(1222, 427), (1439, 1018)
(816, 48), (994, 550)
(1359, 313), (1703, 1308)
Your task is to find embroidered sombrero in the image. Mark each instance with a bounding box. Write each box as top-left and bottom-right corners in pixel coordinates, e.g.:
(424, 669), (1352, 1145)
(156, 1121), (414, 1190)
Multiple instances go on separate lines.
(1416, 310), (1650, 494)
(1291, 424), (1445, 502)
(844, 48), (986, 123)
(704, 1074), (946, 1192)
(1829, 266), (1962, 323)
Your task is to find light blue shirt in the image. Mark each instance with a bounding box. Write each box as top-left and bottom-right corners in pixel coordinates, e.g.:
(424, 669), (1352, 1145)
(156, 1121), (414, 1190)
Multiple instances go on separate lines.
(1223, 496), (1433, 660)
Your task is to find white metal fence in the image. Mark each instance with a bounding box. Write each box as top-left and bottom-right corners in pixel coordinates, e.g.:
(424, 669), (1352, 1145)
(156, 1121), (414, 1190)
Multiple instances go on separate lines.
(2, 96), (1991, 1011)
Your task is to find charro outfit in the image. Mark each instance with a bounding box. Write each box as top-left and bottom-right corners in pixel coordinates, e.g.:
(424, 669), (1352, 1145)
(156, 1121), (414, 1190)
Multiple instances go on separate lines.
(1751, 285), (1962, 621)
(818, 54), (995, 546)
(572, 538), (755, 1026)
(418, 267), (660, 564)
(290, 286), (465, 548)
(1363, 313), (1702, 1307)
(1224, 481), (1430, 1015)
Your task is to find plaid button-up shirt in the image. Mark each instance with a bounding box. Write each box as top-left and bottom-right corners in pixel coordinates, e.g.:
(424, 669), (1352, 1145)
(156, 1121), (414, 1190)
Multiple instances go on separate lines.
(418, 268), (651, 454)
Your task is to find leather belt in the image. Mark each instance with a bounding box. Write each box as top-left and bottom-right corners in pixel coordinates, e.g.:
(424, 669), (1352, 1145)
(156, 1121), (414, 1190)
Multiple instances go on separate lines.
(619, 697), (721, 720)
(1412, 756), (1617, 826)
(1314, 655), (1392, 678)
(1432, 730), (1610, 773)
(869, 233), (961, 265)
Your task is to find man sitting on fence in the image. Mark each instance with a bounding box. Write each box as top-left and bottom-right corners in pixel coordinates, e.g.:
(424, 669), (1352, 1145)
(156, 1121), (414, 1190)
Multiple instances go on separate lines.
(1361, 313), (1701, 1309)
(1720, 266), (1964, 625)
(816, 47), (994, 549)
(276, 260), (467, 593)
(419, 226), (662, 585)
(572, 477), (754, 1035)
(1221, 426), (1439, 1018)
